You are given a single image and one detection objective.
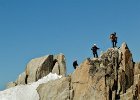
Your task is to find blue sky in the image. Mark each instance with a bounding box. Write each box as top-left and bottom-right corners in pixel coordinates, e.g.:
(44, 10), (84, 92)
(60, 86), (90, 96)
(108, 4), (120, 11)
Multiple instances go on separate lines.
(0, 0), (140, 90)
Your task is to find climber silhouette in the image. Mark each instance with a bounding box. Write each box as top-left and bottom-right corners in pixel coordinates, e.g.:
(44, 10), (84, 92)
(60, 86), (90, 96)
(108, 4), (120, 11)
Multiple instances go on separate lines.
(110, 32), (118, 48)
(73, 59), (78, 69)
(91, 44), (99, 58)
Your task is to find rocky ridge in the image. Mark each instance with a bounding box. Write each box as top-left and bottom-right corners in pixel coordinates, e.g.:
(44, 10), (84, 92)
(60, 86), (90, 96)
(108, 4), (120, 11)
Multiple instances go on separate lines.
(7, 53), (66, 88)
(7, 42), (140, 100)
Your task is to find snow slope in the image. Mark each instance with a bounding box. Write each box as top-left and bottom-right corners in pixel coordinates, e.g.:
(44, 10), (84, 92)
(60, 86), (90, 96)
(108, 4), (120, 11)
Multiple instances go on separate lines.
(0, 73), (62, 100)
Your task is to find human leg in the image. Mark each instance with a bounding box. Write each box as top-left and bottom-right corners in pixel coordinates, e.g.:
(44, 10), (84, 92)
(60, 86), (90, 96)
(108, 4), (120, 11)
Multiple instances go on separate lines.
(95, 52), (98, 58)
(93, 52), (96, 57)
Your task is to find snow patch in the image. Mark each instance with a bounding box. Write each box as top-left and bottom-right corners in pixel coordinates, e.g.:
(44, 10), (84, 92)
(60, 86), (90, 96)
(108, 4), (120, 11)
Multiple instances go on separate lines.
(0, 73), (62, 100)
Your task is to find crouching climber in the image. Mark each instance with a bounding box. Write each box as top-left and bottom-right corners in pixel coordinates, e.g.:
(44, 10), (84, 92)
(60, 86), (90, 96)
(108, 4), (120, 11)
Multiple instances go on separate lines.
(73, 59), (78, 69)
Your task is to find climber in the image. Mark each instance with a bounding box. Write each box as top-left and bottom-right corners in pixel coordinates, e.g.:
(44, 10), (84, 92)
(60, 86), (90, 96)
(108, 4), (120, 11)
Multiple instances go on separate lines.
(73, 59), (78, 69)
(110, 32), (117, 48)
(91, 44), (99, 58)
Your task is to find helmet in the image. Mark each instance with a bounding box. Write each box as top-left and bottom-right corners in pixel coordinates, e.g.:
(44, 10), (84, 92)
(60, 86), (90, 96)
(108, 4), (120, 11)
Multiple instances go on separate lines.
(94, 44), (96, 46)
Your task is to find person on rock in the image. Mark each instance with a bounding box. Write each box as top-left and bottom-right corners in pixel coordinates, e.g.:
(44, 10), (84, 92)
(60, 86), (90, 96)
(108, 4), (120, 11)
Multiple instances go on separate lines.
(73, 59), (78, 69)
(110, 32), (118, 48)
(91, 44), (100, 58)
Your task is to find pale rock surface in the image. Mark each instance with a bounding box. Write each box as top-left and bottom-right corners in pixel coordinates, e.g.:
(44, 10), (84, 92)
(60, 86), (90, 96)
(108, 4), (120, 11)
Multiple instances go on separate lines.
(71, 59), (106, 100)
(6, 82), (17, 89)
(52, 53), (66, 76)
(119, 42), (134, 89)
(37, 77), (70, 100)
(25, 55), (53, 83)
(134, 62), (140, 75)
(16, 72), (26, 85)
(52, 62), (60, 75)
(7, 53), (66, 88)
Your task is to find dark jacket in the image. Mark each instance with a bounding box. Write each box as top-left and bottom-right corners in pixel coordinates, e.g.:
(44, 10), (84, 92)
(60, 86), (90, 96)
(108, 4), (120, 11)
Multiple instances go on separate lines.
(91, 46), (99, 53)
(110, 33), (117, 41)
(73, 60), (78, 69)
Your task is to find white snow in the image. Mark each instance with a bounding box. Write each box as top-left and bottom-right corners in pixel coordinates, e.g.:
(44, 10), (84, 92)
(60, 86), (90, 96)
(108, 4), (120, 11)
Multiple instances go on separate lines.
(0, 73), (62, 100)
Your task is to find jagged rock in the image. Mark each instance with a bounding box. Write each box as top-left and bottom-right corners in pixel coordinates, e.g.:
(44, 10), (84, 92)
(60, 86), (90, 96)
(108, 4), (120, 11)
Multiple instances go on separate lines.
(38, 58), (107, 100)
(37, 77), (71, 100)
(71, 59), (106, 100)
(52, 62), (60, 75)
(7, 53), (66, 88)
(134, 62), (140, 75)
(36, 43), (135, 100)
(119, 42), (134, 89)
(16, 72), (26, 85)
(7, 72), (26, 89)
(101, 48), (120, 64)
(120, 86), (133, 100)
(6, 82), (17, 88)
(25, 55), (54, 83)
(52, 53), (66, 76)
(37, 49), (135, 100)
(5, 42), (139, 100)
(133, 75), (140, 99)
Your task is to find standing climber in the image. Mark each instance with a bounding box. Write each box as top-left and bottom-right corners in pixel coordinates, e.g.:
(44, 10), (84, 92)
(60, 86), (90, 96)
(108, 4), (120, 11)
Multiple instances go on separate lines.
(73, 59), (78, 69)
(110, 32), (118, 48)
(91, 44), (100, 58)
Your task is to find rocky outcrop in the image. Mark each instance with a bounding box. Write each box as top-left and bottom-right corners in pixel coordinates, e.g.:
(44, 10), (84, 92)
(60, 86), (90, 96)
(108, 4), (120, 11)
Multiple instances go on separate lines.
(71, 59), (106, 100)
(6, 42), (140, 100)
(16, 72), (26, 85)
(37, 77), (71, 100)
(134, 62), (140, 76)
(37, 42), (137, 100)
(25, 55), (54, 83)
(119, 42), (134, 89)
(6, 82), (17, 89)
(7, 53), (66, 88)
(52, 54), (66, 76)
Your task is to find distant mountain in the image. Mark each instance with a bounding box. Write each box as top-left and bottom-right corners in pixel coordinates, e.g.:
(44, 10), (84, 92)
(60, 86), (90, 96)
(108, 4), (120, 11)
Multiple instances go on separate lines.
(1, 42), (140, 100)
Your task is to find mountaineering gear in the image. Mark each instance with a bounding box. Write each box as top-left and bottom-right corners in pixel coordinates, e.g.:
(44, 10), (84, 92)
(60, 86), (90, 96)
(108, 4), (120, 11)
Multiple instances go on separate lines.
(91, 45), (99, 58)
(73, 60), (78, 69)
(110, 32), (117, 48)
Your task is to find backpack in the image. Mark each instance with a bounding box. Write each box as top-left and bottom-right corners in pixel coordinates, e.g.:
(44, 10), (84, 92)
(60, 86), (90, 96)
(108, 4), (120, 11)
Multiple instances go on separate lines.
(110, 34), (115, 40)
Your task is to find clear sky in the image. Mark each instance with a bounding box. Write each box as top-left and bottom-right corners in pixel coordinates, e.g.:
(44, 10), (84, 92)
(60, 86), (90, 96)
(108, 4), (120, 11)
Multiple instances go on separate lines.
(0, 0), (140, 90)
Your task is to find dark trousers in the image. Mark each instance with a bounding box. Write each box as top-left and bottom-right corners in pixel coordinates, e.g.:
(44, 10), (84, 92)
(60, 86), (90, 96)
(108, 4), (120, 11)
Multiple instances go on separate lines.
(93, 52), (98, 58)
(112, 40), (117, 48)
(73, 66), (76, 69)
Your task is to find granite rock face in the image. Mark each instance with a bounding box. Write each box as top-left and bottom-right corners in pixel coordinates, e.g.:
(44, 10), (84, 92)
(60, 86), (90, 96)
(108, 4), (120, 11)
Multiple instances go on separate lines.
(16, 72), (26, 85)
(6, 42), (140, 100)
(37, 77), (71, 100)
(25, 55), (54, 83)
(52, 53), (66, 76)
(7, 53), (66, 88)
(37, 42), (137, 100)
